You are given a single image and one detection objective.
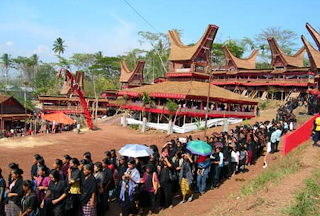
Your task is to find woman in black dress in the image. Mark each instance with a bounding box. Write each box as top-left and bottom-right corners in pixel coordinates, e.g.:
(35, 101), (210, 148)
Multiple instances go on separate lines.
(40, 169), (68, 216)
(5, 168), (24, 216)
(20, 180), (37, 216)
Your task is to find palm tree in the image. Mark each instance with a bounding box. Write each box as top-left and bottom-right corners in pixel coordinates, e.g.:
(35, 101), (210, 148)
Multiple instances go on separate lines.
(0, 53), (12, 91)
(52, 37), (67, 56)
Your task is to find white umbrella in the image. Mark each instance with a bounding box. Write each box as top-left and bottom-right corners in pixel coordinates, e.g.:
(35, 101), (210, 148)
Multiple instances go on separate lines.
(118, 144), (154, 158)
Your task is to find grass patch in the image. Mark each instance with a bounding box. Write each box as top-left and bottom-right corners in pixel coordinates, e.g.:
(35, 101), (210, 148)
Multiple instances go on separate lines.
(129, 124), (139, 130)
(286, 167), (320, 215)
(241, 144), (307, 196)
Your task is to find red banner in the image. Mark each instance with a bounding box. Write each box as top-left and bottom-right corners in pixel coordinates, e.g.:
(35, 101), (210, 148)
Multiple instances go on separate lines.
(282, 114), (319, 156)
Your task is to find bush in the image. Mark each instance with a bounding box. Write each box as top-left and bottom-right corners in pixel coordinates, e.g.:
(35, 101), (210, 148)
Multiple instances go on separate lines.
(130, 124), (139, 130)
(259, 101), (267, 110)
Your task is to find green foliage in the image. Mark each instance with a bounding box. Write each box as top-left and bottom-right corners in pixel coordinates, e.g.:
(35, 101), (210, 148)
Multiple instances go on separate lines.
(141, 91), (151, 106)
(0, 53), (12, 77)
(259, 101), (267, 110)
(69, 53), (95, 72)
(165, 99), (178, 119)
(52, 37), (67, 56)
(130, 124), (139, 130)
(55, 55), (70, 68)
(33, 63), (60, 96)
(256, 62), (271, 69)
(195, 117), (201, 129)
(135, 31), (170, 83)
(123, 94), (130, 101)
(287, 171), (320, 216)
(83, 75), (117, 97)
(212, 38), (245, 65)
(254, 27), (298, 63)
(241, 144), (306, 196)
(13, 56), (37, 82)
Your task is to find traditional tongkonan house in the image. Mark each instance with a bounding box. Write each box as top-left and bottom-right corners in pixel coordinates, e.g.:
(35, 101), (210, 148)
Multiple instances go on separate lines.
(0, 95), (32, 131)
(117, 24), (258, 125)
(38, 71), (109, 118)
(38, 96), (109, 117)
(119, 60), (146, 89)
(211, 23), (320, 101)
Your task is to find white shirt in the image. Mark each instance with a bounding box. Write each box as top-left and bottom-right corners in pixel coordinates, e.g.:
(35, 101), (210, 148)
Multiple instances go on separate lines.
(231, 151), (239, 163)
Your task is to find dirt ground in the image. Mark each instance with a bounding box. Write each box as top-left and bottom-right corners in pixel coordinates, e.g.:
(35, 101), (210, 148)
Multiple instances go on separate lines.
(0, 101), (311, 216)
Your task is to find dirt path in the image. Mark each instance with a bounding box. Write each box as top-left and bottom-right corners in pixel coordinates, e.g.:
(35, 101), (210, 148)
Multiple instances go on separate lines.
(208, 139), (319, 216)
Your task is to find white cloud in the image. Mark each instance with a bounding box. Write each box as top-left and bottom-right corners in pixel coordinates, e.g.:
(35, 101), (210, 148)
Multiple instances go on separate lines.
(32, 45), (49, 54)
(5, 41), (14, 47)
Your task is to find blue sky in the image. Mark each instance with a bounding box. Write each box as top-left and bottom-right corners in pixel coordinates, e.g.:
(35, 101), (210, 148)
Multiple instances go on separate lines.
(0, 0), (319, 64)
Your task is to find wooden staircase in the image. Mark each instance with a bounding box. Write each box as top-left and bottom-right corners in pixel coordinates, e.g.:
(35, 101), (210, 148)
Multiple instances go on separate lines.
(260, 91), (268, 100)
(248, 90), (258, 98)
(241, 90), (248, 96)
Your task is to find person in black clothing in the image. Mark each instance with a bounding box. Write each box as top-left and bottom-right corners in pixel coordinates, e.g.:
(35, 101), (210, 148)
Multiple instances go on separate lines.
(117, 156), (127, 198)
(83, 152), (92, 163)
(41, 169), (68, 216)
(158, 156), (174, 209)
(53, 159), (64, 180)
(94, 162), (105, 216)
(102, 158), (112, 211)
(7, 162), (19, 186)
(80, 163), (97, 215)
(66, 158), (81, 216)
(6, 168), (24, 216)
(31, 154), (41, 190)
(109, 149), (118, 170)
(0, 168), (6, 215)
(21, 180), (38, 216)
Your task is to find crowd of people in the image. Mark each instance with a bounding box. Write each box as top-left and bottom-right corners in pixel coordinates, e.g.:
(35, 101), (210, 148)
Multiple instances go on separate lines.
(1, 119), (78, 139)
(0, 118), (292, 216)
(0, 99), (303, 216)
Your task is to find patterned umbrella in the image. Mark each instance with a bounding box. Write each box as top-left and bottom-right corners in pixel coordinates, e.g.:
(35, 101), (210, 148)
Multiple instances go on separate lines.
(118, 144), (153, 158)
(186, 140), (212, 156)
(213, 142), (224, 148)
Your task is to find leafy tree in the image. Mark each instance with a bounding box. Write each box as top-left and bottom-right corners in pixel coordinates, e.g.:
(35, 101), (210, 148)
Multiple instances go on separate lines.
(137, 31), (170, 82)
(12, 56), (34, 82)
(254, 27), (298, 63)
(52, 37), (67, 56)
(141, 91), (150, 118)
(33, 63), (60, 96)
(69, 53), (95, 72)
(0, 53), (12, 89)
(90, 52), (121, 88)
(30, 54), (40, 80)
(212, 38), (245, 66)
(55, 55), (71, 69)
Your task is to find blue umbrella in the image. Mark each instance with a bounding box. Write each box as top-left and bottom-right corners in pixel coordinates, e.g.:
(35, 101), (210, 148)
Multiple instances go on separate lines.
(186, 140), (212, 156)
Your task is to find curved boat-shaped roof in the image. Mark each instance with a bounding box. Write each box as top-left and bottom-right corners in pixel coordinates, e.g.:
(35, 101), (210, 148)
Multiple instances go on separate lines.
(301, 35), (320, 70)
(222, 46), (258, 69)
(268, 37), (305, 68)
(168, 24), (219, 61)
(306, 23), (320, 51)
(119, 60), (145, 83)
